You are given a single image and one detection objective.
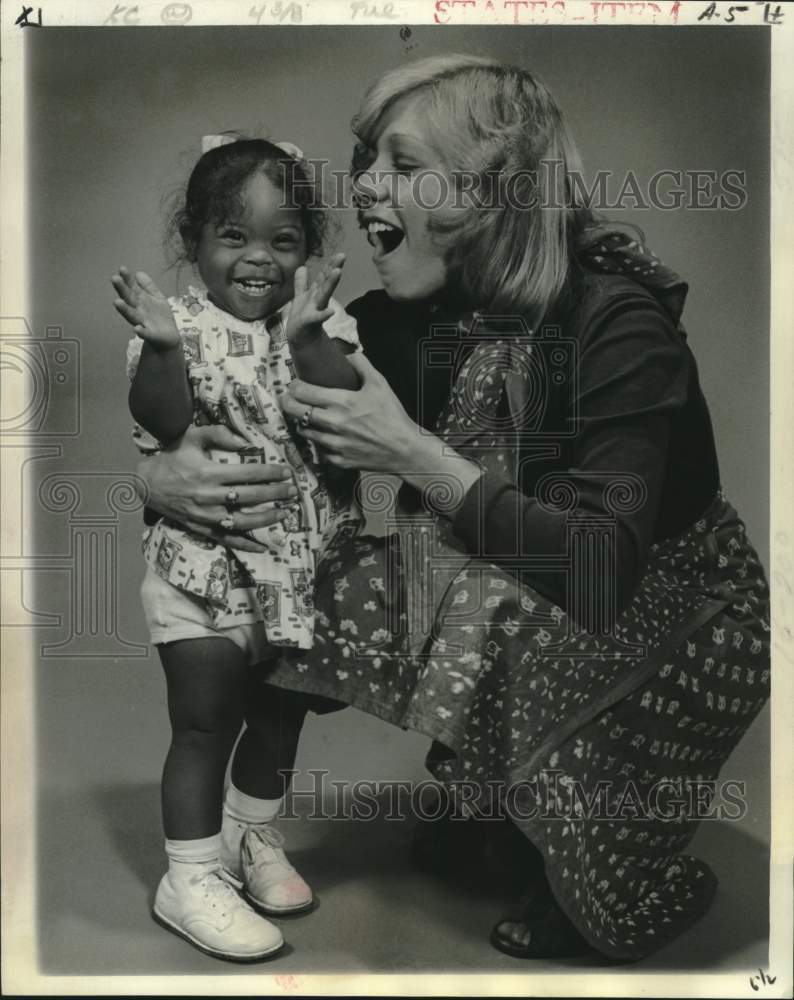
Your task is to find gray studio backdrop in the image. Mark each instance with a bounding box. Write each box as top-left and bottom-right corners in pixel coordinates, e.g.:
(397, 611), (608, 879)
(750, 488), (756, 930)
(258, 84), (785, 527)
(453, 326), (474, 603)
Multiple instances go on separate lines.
(28, 27), (769, 837)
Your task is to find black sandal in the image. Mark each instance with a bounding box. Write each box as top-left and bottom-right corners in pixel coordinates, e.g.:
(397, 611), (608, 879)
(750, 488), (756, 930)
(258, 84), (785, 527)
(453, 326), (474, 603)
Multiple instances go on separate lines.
(491, 895), (592, 959)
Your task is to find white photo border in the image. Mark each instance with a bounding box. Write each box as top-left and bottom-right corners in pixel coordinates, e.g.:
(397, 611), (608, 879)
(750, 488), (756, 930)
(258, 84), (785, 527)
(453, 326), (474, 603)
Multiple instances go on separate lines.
(1, 2), (792, 996)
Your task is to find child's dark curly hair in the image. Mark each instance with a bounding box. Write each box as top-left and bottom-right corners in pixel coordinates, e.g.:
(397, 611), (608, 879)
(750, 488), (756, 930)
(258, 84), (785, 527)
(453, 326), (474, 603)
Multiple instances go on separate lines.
(165, 136), (329, 265)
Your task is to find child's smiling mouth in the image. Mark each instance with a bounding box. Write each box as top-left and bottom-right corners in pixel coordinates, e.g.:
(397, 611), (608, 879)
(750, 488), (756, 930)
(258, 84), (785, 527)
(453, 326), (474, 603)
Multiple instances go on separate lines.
(232, 277), (276, 299)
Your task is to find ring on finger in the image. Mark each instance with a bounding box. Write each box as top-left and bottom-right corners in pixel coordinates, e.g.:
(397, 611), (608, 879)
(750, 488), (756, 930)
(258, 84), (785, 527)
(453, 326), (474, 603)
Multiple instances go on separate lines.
(225, 488), (240, 509)
(299, 406), (314, 429)
(219, 514), (236, 531)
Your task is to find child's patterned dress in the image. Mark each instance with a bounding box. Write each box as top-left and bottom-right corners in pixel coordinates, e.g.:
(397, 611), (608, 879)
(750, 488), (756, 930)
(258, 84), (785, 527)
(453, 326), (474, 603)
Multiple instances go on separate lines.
(127, 285), (362, 649)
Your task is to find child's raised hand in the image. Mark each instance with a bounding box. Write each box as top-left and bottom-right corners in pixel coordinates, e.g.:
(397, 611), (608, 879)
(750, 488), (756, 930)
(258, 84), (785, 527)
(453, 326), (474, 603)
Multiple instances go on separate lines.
(112, 267), (180, 350)
(286, 253), (345, 347)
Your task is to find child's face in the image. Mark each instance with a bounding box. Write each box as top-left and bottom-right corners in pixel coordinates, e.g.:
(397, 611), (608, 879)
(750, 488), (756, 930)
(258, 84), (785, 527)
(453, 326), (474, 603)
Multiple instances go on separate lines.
(195, 172), (306, 321)
(355, 95), (457, 304)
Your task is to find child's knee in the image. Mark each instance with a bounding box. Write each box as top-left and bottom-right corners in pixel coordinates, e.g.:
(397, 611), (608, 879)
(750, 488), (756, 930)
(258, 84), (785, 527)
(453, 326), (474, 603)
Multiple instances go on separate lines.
(170, 691), (246, 745)
(171, 716), (241, 752)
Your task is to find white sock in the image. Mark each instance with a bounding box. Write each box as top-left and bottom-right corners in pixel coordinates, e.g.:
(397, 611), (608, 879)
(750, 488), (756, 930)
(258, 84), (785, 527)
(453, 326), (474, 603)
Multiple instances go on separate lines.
(225, 783), (283, 825)
(222, 784), (283, 865)
(165, 832), (222, 884)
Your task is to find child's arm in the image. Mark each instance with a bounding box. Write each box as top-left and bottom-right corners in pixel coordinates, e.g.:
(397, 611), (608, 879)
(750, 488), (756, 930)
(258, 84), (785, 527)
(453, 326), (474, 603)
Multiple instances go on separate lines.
(286, 253), (360, 391)
(112, 267), (193, 445)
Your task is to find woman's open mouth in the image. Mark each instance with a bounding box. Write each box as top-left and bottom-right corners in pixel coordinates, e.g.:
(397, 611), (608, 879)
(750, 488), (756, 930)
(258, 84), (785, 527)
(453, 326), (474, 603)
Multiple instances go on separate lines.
(233, 278), (276, 299)
(365, 220), (405, 259)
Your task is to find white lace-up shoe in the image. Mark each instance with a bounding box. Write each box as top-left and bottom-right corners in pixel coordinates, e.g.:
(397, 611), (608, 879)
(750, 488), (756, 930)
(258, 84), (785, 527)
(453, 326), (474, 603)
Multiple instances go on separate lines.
(241, 825), (314, 915)
(153, 866), (284, 961)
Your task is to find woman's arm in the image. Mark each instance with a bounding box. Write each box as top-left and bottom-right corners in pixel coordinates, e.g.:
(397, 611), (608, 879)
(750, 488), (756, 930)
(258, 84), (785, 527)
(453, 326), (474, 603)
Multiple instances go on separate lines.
(284, 292), (689, 622)
(450, 293), (688, 617)
(113, 267), (193, 443)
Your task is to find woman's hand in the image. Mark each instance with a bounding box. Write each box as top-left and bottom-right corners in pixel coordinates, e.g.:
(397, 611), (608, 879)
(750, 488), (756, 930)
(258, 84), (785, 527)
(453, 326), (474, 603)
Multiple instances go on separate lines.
(282, 354), (483, 508)
(282, 353), (424, 475)
(137, 425), (299, 553)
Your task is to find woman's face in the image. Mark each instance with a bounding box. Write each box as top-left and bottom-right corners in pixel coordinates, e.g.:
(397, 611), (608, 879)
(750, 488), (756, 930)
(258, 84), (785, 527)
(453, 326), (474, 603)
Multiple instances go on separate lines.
(355, 95), (455, 304)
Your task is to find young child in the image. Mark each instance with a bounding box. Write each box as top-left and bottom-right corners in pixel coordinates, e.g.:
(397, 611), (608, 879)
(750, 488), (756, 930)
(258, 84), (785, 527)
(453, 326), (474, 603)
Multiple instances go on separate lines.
(112, 135), (361, 962)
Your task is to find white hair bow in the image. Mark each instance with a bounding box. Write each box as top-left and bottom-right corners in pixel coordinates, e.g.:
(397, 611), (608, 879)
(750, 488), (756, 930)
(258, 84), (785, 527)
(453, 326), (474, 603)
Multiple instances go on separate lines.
(201, 134), (304, 159)
(273, 140), (304, 160)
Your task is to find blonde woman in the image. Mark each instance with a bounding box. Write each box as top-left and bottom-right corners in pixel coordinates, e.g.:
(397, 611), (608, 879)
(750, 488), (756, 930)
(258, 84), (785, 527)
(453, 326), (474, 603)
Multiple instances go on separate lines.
(137, 55), (769, 962)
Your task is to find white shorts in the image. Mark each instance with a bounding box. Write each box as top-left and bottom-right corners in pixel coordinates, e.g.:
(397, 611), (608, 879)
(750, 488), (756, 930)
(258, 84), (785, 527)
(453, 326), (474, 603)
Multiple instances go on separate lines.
(140, 567), (274, 665)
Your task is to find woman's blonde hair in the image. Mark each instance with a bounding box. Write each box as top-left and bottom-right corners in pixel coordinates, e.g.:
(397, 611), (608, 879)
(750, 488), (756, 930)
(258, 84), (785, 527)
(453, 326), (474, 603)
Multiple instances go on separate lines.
(352, 54), (598, 323)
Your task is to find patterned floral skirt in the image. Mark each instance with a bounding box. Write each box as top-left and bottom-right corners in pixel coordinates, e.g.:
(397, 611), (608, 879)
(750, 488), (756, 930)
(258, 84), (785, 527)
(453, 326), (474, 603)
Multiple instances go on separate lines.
(266, 490), (770, 960)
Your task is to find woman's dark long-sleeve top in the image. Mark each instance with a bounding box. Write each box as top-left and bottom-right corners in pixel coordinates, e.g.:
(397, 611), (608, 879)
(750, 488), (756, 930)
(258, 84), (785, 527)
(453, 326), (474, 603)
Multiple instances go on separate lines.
(346, 271), (721, 623)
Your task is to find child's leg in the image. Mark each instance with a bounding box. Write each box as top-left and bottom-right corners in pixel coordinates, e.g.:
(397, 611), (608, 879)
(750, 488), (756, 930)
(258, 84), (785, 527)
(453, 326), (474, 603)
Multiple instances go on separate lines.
(223, 679), (313, 914)
(159, 637), (248, 839)
(154, 637), (284, 960)
(230, 677), (308, 800)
